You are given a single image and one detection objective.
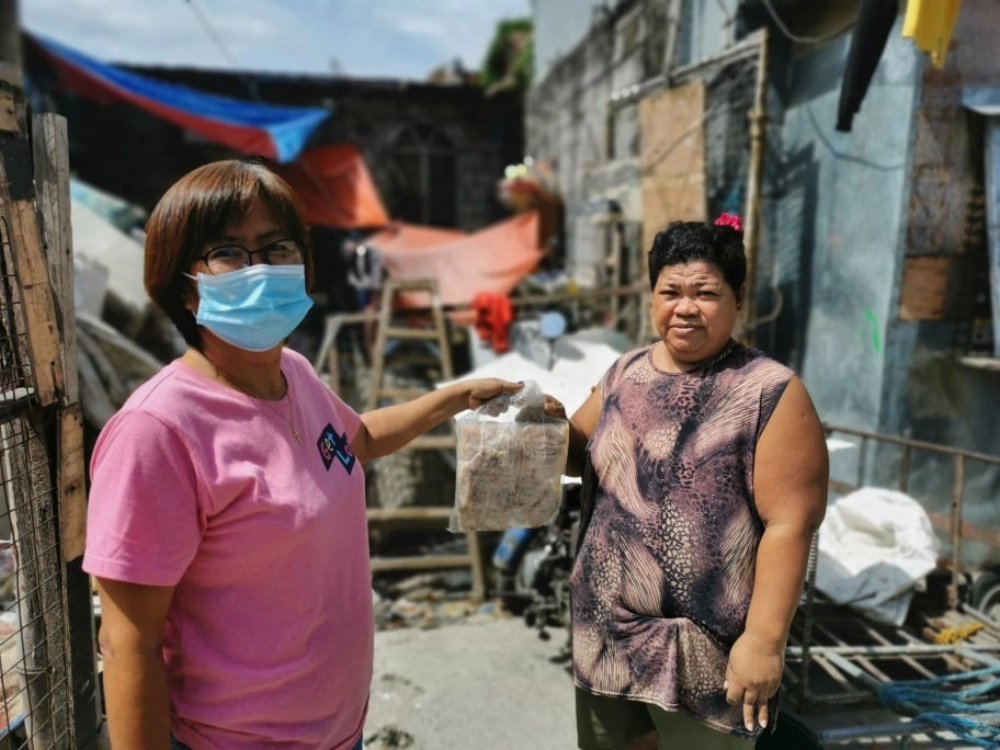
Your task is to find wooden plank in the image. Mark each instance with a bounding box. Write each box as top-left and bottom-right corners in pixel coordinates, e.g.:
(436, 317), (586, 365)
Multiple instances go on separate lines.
(369, 554), (474, 573)
(3, 197), (64, 406)
(57, 405), (86, 562)
(0, 126), (66, 408)
(382, 327), (439, 341)
(367, 507), (453, 522)
(639, 79), (707, 262)
(812, 654), (855, 691)
(898, 256), (949, 321)
(814, 623), (893, 684)
(0, 83), (16, 134)
(466, 530), (484, 603)
(406, 435), (457, 451)
(31, 114), (78, 405)
(0, 387), (33, 420)
(858, 621), (938, 680)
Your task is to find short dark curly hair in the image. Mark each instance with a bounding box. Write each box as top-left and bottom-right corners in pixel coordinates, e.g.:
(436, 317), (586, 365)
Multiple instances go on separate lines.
(648, 221), (746, 300)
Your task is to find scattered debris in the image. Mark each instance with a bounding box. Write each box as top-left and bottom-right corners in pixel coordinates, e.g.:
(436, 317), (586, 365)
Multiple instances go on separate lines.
(375, 588), (510, 632)
(364, 724), (415, 749)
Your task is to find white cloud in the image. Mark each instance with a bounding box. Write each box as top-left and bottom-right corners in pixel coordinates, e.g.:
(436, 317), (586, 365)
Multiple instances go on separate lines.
(367, 0), (531, 69)
(23, 0), (531, 78)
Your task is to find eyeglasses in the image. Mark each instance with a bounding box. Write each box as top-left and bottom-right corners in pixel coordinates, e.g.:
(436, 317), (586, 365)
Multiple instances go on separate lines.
(196, 239), (304, 274)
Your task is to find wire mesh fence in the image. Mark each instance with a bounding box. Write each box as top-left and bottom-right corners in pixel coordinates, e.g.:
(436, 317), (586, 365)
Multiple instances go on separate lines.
(703, 57), (758, 222)
(0, 128), (76, 749)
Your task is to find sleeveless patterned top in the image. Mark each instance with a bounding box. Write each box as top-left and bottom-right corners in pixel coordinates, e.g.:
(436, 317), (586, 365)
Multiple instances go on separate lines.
(571, 342), (793, 739)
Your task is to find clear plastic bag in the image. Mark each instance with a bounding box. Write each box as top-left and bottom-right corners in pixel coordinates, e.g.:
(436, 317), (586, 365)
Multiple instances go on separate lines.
(451, 380), (569, 532)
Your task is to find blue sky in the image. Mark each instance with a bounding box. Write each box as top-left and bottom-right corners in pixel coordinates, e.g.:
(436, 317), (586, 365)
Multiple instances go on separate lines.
(24, 0), (531, 79)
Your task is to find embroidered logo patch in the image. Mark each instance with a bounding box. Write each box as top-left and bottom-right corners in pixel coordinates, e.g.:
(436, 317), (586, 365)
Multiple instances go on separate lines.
(318, 423), (355, 475)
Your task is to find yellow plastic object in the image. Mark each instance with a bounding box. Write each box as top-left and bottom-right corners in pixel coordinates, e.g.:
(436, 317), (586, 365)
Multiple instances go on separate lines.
(902, 0), (963, 69)
(932, 621), (985, 645)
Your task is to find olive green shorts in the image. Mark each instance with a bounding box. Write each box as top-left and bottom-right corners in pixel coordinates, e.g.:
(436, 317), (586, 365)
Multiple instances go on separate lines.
(575, 688), (753, 750)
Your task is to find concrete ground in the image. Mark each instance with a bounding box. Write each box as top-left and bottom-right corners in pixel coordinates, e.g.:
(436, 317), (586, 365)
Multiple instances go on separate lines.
(365, 616), (578, 749)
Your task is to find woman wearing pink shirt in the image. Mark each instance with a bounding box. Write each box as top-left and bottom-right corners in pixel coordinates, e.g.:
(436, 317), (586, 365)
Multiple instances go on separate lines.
(85, 158), (524, 750)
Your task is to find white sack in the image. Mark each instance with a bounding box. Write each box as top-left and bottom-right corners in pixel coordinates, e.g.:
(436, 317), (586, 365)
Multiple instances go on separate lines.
(815, 487), (939, 626)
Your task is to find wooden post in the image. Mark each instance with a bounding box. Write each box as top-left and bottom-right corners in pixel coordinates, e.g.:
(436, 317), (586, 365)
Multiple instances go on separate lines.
(738, 28), (769, 345)
(32, 114), (78, 406)
(0, 0), (20, 86)
(0, 83), (97, 747)
(31, 112), (102, 747)
(32, 113), (87, 559)
(0, 90), (66, 407)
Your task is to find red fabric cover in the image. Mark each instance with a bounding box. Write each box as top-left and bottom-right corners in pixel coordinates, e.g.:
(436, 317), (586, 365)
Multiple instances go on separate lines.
(471, 292), (515, 353)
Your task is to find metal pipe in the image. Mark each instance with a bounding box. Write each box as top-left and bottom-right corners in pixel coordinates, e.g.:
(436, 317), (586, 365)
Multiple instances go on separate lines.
(824, 425), (1000, 465)
(857, 435), (868, 487)
(798, 533), (820, 695)
(787, 643), (1000, 657)
(608, 30), (765, 109)
(800, 687), (880, 707)
(662, 0), (683, 83)
(958, 647), (1000, 667)
(813, 719), (937, 743)
(949, 454), (966, 610)
(960, 603), (1000, 634)
(823, 652), (885, 693)
(739, 27), (768, 344)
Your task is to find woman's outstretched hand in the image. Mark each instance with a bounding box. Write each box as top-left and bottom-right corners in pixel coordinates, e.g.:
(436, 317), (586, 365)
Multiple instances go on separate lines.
(465, 379), (523, 411)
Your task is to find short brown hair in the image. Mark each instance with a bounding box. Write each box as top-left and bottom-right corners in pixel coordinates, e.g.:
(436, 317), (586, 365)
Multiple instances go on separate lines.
(144, 158), (314, 348)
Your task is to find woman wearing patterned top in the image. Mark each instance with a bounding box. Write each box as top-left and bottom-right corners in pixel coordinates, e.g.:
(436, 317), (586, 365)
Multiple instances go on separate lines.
(562, 217), (829, 749)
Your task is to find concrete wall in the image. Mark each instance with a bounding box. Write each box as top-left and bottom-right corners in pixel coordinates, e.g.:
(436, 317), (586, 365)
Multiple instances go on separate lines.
(757, 0), (1000, 568)
(526, 1), (650, 285)
(758, 21), (922, 432)
(531, 0), (601, 83)
(878, 0), (1000, 569)
(881, 0), (1000, 449)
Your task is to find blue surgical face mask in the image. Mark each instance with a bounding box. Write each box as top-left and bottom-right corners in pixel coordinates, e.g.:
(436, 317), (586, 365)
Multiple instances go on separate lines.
(188, 264), (313, 352)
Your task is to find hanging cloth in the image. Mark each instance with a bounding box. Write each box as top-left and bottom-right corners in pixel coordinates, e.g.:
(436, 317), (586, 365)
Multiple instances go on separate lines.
(471, 292), (515, 353)
(902, 0), (962, 69)
(835, 0), (900, 133)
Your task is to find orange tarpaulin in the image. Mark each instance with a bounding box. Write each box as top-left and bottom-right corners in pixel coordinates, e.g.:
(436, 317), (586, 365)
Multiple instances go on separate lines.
(281, 143), (390, 229)
(372, 223), (466, 251)
(367, 212), (545, 308)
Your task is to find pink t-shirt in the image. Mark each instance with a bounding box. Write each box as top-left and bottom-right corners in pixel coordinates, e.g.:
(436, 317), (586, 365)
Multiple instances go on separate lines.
(84, 348), (372, 750)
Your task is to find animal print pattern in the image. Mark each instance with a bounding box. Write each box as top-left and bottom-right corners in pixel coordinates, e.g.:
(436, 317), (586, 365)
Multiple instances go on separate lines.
(571, 342), (792, 739)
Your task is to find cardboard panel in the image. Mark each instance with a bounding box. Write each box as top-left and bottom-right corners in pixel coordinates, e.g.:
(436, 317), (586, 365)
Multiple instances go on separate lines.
(640, 80), (707, 262)
(899, 256), (950, 321)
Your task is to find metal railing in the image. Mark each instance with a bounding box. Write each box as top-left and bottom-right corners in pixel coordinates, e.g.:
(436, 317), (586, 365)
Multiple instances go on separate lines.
(785, 424), (1000, 726)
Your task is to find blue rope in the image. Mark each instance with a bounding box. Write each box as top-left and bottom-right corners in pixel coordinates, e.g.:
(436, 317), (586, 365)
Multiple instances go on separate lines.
(878, 665), (1000, 748)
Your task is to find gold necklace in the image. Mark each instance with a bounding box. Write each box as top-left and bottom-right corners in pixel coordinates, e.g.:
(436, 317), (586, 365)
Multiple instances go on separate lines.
(212, 363), (303, 445)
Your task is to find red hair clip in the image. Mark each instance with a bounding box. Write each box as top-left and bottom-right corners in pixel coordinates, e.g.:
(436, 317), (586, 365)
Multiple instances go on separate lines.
(714, 213), (743, 233)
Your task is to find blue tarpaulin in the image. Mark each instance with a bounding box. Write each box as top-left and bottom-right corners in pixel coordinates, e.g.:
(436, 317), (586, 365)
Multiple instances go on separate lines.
(29, 33), (330, 162)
